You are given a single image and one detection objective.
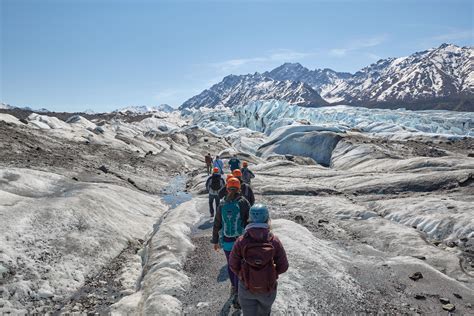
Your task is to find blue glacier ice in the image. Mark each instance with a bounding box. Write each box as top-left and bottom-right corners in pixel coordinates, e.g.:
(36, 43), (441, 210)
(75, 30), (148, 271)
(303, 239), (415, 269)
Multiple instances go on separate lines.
(190, 100), (473, 138)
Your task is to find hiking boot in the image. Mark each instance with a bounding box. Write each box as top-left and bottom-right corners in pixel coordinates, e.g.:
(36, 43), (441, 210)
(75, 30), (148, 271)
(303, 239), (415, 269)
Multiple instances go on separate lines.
(232, 294), (241, 310)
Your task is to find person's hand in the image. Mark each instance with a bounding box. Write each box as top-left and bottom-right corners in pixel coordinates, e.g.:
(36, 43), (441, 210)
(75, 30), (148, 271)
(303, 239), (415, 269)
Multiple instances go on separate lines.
(213, 243), (220, 251)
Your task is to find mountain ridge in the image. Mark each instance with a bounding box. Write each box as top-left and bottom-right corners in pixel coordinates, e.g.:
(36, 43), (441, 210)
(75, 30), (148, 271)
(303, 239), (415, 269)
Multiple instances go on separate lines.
(181, 73), (329, 110)
(180, 43), (474, 111)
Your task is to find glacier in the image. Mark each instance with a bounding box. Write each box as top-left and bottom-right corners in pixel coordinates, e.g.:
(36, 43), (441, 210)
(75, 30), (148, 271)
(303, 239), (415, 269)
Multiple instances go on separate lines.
(190, 100), (473, 137)
(1, 101), (473, 315)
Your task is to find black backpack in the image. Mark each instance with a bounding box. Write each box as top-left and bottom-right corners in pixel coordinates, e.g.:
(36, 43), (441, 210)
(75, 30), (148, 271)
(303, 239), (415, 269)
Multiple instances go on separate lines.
(210, 175), (222, 191)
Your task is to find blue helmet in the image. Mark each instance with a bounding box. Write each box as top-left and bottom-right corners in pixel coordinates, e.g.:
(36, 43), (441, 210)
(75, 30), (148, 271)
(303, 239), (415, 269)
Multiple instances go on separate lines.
(249, 203), (269, 223)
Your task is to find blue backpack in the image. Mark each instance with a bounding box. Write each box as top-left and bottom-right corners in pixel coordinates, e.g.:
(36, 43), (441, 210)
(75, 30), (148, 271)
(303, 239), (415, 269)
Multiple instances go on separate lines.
(220, 199), (244, 251)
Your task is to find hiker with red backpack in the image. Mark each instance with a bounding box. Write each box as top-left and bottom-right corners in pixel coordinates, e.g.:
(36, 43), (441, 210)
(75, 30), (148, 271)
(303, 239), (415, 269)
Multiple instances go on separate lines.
(205, 153), (213, 175)
(212, 177), (251, 309)
(230, 204), (288, 315)
(232, 169), (255, 206)
(206, 167), (225, 217)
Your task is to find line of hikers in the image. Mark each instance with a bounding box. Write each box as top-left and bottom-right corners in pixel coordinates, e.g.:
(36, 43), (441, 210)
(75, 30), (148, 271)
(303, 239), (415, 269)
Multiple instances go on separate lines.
(204, 154), (288, 315)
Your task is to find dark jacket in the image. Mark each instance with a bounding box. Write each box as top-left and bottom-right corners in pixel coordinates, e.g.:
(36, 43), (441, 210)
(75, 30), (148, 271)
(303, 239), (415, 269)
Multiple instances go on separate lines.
(211, 194), (250, 244)
(205, 174), (225, 195)
(241, 183), (255, 206)
(229, 158), (241, 170)
(229, 226), (289, 290)
(241, 167), (255, 184)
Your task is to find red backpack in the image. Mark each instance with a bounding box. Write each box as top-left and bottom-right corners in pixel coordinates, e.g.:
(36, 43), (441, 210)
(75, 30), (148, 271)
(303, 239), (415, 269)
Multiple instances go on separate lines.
(241, 233), (277, 294)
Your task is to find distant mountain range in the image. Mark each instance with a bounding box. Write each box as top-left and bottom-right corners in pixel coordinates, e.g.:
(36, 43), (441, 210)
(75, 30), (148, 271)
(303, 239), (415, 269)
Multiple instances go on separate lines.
(114, 104), (175, 114)
(180, 43), (473, 111)
(0, 102), (50, 113)
(0, 103), (176, 115)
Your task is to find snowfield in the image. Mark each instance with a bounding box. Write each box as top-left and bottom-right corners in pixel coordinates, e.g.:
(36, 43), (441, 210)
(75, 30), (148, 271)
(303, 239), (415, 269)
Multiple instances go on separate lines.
(0, 101), (473, 314)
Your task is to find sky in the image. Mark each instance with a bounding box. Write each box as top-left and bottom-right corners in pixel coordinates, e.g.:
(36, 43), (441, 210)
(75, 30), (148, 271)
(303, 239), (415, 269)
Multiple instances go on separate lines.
(1, 0), (473, 112)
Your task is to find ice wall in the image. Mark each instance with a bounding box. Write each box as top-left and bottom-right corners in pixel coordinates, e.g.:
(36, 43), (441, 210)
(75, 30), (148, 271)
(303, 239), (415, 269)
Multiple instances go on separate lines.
(190, 100), (474, 137)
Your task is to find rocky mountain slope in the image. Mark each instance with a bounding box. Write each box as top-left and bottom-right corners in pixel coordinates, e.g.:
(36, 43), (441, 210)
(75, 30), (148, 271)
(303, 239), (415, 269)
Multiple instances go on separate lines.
(181, 44), (473, 111)
(180, 73), (328, 110)
(264, 63), (352, 97)
(325, 44), (473, 106)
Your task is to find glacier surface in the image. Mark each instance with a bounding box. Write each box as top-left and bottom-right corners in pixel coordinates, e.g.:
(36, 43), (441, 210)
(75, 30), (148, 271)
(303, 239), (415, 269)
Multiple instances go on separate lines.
(190, 100), (473, 137)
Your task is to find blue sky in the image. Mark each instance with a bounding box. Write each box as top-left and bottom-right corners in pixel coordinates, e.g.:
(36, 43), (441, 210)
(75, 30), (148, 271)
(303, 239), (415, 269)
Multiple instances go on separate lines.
(1, 0), (472, 112)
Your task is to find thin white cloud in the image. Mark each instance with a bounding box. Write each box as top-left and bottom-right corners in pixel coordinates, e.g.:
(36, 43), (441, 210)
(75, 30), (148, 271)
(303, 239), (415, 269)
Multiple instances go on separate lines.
(329, 48), (348, 57)
(329, 34), (387, 57)
(431, 29), (472, 42)
(354, 35), (387, 48)
(210, 49), (315, 72)
(366, 52), (382, 61)
(268, 49), (313, 61)
(153, 88), (201, 105)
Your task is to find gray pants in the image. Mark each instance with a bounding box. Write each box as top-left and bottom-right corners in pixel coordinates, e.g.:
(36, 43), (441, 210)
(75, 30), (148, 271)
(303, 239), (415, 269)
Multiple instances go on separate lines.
(238, 282), (277, 316)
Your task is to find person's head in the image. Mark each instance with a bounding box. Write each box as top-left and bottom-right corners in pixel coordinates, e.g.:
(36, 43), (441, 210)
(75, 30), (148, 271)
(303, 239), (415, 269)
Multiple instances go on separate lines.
(233, 154), (237, 158)
(213, 167), (219, 174)
(216, 155), (220, 159)
(249, 204), (269, 224)
(232, 169), (242, 181)
(242, 161), (248, 168)
(226, 177), (241, 197)
(208, 153), (211, 156)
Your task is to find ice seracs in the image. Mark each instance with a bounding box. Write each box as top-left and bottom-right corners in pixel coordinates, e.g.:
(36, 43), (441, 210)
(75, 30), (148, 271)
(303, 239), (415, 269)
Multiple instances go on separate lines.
(191, 100), (473, 137)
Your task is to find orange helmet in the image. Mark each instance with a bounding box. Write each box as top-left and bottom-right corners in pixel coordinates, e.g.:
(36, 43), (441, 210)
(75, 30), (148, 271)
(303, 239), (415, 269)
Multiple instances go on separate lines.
(243, 161), (248, 167)
(232, 169), (242, 178)
(213, 167), (219, 173)
(226, 174), (234, 182)
(226, 177), (241, 191)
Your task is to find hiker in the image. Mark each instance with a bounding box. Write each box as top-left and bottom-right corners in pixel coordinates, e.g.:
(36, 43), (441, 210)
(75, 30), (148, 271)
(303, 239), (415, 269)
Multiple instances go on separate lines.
(229, 204), (289, 316)
(205, 153), (213, 175)
(213, 155), (224, 174)
(232, 169), (255, 206)
(206, 167), (225, 217)
(241, 161), (255, 185)
(228, 154), (241, 172)
(212, 177), (250, 309)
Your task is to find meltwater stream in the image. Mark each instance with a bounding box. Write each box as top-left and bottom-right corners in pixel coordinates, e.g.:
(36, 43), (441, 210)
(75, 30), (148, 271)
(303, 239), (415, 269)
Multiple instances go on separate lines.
(161, 175), (192, 208)
(137, 174), (192, 290)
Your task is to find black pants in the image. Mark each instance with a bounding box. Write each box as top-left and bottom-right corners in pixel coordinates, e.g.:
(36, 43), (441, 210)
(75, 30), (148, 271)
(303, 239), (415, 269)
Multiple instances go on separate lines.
(209, 194), (220, 216)
(239, 282), (277, 315)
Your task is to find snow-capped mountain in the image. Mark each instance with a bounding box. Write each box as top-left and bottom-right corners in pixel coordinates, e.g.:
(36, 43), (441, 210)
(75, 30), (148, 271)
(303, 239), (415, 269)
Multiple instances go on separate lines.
(264, 63), (352, 96)
(116, 104), (175, 114)
(180, 73), (328, 110)
(182, 44), (473, 111)
(0, 103), (14, 110)
(325, 43), (473, 105)
(0, 102), (49, 112)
